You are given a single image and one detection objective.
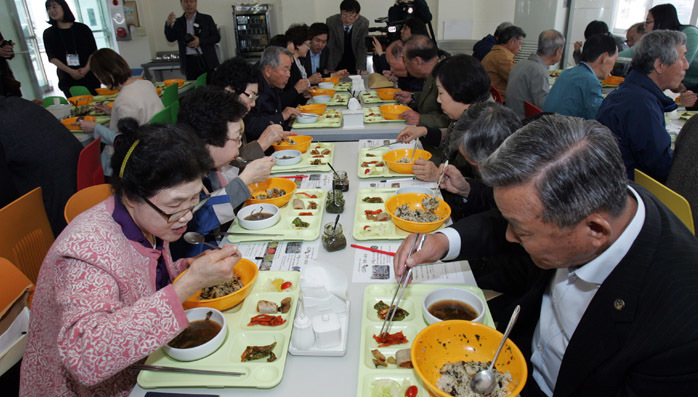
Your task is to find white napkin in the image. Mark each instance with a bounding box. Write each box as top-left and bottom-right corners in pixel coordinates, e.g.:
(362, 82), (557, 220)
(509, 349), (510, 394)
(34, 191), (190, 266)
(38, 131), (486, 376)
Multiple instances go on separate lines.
(347, 97), (362, 110)
(300, 265), (348, 318)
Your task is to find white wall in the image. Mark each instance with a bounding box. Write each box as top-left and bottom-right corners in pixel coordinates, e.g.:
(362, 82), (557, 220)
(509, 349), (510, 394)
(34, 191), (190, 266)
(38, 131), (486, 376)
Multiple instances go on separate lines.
(438, 0), (515, 40)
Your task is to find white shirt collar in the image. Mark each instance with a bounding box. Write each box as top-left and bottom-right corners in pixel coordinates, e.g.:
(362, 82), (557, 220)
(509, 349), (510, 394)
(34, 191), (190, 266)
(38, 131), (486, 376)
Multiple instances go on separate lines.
(573, 185), (646, 285)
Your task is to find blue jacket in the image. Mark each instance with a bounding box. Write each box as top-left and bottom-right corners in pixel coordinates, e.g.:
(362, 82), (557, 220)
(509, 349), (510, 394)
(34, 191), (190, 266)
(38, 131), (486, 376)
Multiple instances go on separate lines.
(473, 34), (496, 61)
(596, 70), (677, 183)
(543, 63), (603, 120)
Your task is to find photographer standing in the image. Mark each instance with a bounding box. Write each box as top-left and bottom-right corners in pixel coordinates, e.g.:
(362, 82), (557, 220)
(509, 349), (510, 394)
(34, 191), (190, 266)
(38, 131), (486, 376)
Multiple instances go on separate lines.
(388, 0), (432, 25)
(165, 0), (220, 80)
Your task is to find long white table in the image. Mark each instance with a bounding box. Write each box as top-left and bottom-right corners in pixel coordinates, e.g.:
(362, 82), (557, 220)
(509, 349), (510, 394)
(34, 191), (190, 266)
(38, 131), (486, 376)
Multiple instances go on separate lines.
(129, 141), (476, 397)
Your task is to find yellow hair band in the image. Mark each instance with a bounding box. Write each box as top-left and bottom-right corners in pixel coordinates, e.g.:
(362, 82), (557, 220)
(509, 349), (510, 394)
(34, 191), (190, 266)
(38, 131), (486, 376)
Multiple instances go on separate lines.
(119, 139), (140, 178)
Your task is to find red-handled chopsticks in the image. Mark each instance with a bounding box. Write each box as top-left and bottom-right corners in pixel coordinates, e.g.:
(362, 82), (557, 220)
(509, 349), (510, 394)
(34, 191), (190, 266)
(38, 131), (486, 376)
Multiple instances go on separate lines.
(278, 175), (309, 179)
(351, 244), (395, 256)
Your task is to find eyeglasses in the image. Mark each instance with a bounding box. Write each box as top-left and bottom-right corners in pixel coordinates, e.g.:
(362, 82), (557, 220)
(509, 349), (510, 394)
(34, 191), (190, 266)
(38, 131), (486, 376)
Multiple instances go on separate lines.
(143, 193), (210, 223)
(227, 133), (243, 144)
(241, 91), (258, 101)
(645, 19), (654, 24)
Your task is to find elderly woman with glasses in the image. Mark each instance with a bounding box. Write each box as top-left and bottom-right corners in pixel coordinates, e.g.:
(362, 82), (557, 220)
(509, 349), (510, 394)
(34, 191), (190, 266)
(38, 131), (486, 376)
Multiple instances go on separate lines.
(172, 86), (276, 259)
(20, 120), (241, 396)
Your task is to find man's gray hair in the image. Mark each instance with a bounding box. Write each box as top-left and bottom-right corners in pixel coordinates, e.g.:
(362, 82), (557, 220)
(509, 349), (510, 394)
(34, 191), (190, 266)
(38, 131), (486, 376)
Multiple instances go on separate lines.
(537, 29), (565, 56)
(632, 29), (687, 75)
(494, 22), (514, 38)
(480, 115), (628, 228)
(450, 102), (521, 163)
(259, 46), (293, 70)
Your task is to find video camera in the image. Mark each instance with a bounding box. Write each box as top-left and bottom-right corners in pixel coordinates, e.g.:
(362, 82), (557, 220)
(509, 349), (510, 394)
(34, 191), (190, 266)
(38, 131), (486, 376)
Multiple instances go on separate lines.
(367, 17), (402, 48)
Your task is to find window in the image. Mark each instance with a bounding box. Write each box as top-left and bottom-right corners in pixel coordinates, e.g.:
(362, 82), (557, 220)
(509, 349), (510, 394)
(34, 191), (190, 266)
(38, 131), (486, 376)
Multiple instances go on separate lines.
(613, 0), (696, 33)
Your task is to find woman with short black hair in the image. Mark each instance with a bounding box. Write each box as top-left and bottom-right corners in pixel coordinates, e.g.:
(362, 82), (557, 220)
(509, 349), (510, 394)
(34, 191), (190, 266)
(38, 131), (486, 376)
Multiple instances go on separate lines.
(43, 0), (100, 97)
(396, 54), (491, 181)
(20, 121), (242, 396)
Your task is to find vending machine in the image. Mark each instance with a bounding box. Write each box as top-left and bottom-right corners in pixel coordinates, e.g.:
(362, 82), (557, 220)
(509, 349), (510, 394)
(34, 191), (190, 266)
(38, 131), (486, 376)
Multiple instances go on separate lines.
(233, 4), (272, 58)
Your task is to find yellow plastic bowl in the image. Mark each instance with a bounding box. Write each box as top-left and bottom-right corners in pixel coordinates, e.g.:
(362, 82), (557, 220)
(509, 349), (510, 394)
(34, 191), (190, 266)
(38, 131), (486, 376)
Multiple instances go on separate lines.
(321, 76), (340, 85)
(376, 88), (401, 100)
(385, 193), (451, 233)
(245, 177), (297, 207)
(309, 88), (336, 97)
(164, 78), (185, 87)
(61, 116), (96, 131)
(67, 95), (94, 107)
(382, 148), (432, 174)
(95, 87), (118, 95)
(298, 104), (327, 115)
(271, 135), (313, 153)
(379, 104), (410, 120)
(156, 87), (162, 96)
(412, 320), (527, 397)
(175, 258), (258, 311)
(602, 75), (624, 86)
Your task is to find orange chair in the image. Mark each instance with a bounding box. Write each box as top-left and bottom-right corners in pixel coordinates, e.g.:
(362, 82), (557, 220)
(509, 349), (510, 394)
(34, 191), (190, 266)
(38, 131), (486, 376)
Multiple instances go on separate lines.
(490, 84), (503, 104)
(0, 187), (55, 284)
(0, 257), (32, 376)
(77, 137), (104, 191)
(64, 183), (113, 224)
(0, 257), (32, 315)
(524, 100), (542, 118)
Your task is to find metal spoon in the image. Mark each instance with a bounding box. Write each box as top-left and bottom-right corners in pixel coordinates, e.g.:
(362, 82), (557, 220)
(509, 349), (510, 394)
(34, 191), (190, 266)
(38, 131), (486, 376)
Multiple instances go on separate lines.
(470, 305), (521, 395)
(183, 232), (221, 250)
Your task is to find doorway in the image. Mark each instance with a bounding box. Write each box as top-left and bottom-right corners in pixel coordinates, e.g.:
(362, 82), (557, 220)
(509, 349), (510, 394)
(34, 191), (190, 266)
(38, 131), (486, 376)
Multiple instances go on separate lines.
(14, 0), (113, 97)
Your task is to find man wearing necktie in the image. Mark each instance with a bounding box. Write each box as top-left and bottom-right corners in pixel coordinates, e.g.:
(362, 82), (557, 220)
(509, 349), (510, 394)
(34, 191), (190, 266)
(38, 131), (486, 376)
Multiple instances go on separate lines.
(326, 0), (369, 75)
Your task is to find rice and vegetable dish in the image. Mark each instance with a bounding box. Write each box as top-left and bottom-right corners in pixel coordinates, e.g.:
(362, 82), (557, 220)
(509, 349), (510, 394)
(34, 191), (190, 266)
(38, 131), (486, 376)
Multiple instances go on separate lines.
(395, 196), (441, 223)
(436, 360), (512, 397)
(199, 275), (244, 299)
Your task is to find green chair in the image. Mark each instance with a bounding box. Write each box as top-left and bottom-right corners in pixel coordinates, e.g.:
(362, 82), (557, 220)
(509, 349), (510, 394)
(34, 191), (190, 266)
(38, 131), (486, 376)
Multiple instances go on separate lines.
(161, 84), (179, 108)
(69, 86), (92, 97)
(170, 101), (180, 122)
(42, 96), (69, 107)
(150, 106), (172, 124)
(195, 72), (207, 88)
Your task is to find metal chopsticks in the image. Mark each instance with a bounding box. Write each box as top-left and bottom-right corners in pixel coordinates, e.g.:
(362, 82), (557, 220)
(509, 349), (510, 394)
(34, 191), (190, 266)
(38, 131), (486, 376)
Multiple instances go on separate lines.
(134, 364), (245, 376)
(379, 233), (427, 336)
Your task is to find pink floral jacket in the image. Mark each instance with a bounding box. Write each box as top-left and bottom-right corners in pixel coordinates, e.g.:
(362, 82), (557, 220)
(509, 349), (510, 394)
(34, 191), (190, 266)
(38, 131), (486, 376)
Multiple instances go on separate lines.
(20, 197), (189, 396)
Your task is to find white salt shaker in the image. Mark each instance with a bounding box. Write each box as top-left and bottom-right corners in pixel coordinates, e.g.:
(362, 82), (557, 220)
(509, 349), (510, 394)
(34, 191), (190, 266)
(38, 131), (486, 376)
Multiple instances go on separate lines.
(292, 313), (315, 350)
(311, 313), (341, 349)
(292, 297), (315, 350)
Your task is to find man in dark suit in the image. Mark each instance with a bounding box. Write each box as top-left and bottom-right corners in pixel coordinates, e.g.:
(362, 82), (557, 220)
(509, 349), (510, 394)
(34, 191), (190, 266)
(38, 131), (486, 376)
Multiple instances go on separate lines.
(325, 0), (369, 75)
(394, 115), (698, 395)
(164, 0), (220, 80)
(302, 23), (331, 77)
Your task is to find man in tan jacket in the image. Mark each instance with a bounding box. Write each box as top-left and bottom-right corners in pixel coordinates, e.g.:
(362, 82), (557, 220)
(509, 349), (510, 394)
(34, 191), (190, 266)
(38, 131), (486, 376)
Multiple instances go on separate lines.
(481, 25), (526, 103)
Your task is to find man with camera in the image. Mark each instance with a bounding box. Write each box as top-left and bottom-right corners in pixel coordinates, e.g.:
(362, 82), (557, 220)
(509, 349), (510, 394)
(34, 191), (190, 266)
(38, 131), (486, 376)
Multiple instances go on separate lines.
(0, 31), (20, 97)
(165, 0), (220, 80)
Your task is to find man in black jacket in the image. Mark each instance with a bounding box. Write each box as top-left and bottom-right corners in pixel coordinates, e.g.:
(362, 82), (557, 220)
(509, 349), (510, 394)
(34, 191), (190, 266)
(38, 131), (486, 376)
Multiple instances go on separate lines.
(244, 46), (301, 141)
(394, 115), (698, 395)
(164, 0), (220, 80)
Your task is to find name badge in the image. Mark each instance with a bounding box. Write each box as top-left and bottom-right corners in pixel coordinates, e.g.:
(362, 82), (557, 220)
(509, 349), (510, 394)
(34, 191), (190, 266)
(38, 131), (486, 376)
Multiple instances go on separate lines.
(67, 53), (80, 66)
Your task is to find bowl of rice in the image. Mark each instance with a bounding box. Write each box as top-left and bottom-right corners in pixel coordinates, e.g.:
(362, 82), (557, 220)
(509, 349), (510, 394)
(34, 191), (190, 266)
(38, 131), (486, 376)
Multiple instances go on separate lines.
(174, 258), (258, 311)
(412, 320), (527, 397)
(385, 193), (450, 233)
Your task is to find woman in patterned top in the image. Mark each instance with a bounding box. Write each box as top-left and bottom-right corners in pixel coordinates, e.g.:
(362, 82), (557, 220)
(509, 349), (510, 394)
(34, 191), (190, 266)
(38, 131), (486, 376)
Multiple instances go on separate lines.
(20, 121), (242, 396)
